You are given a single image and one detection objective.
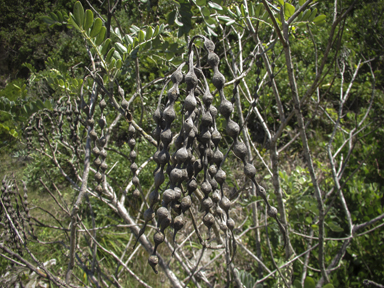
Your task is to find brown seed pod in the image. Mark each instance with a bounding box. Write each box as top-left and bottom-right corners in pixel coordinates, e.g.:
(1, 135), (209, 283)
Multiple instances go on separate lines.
(157, 207), (169, 222)
(219, 99), (234, 119)
(244, 163), (256, 179)
(148, 255), (159, 274)
(130, 150), (137, 161)
(170, 168), (183, 184)
(144, 208), (155, 222)
(130, 162), (138, 173)
(149, 190), (160, 205)
(219, 196), (231, 213)
(162, 189), (175, 206)
(99, 98), (107, 110)
(181, 195), (192, 213)
(203, 212), (215, 228)
(94, 172), (102, 183)
(226, 119), (240, 138)
(212, 190), (221, 203)
(133, 189), (141, 198)
(187, 178), (198, 194)
(132, 176), (140, 186)
(154, 170), (165, 187)
(93, 158), (102, 168)
(89, 129), (98, 141)
(215, 169), (226, 185)
(227, 218), (235, 231)
(98, 118), (106, 129)
(268, 206), (278, 218)
(233, 141), (247, 162)
(154, 231), (165, 247)
(87, 118), (95, 127)
(92, 146), (100, 156)
(201, 197), (213, 211)
(100, 161), (108, 172)
(121, 98), (129, 110)
(128, 138), (136, 148)
(95, 185), (103, 194)
(201, 181), (212, 195)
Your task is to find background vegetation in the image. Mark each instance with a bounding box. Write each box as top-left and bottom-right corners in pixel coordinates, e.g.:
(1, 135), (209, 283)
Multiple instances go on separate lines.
(0, 0), (384, 287)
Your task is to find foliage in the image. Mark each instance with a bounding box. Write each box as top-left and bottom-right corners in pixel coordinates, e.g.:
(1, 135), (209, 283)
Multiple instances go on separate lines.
(1, 0), (384, 288)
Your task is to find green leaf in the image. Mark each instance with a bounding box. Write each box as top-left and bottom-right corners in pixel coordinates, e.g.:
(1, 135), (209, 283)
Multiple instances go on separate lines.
(301, 9), (311, 21)
(95, 26), (106, 45)
(167, 10), (176, 25)
(115, 42), (127, 54)
(73, 1), (84, 29)
(240, 4), (247, 17)
(217, 15), (232, 22)
(294, 279), (302, 288)
(153, 25), (160, 37)
(202, 7), (211, 17)
(100, 39), (111, 55)
(284, 2), (295, 19)
(322, 284), (334, 288)
(57, 11), (64, 22)
(328, 221), (344, 232)
(196, 0), (206, 6)
(208, 1), (223, 11)
(49, 12), (59, 22)
(226, 20), (236, 26)
(305, 216), (312, 224)
(90, 18), (103, 38)
(307, 8), (318, 22)
(115, 59), (122, 69)
(124, 35), (134, 45)
(299, 0), (306, 5)
(84, 10), (94, 31)
(304, 277), (316, 288)
(313, 14), (326, 25)
(106, 47), (115, 63)
(277, 0), (284, 6)
(42, 16), (56, 26)
(145, 26), (153, 40)
(138, 30), (145, 42)
(68, 14), (80, 31)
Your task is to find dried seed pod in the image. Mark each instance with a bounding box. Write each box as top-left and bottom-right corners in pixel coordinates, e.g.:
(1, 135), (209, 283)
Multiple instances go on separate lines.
(144, 208), (155, 222)
(158, 150), (170, 165)
(97, 136), (106, 147)
(215, 169), (226, 185)
(148, 255), (159, 274)
(154, 170), (165, 187)
(99, 98), (107, 110)
(159, 214), (171, 232)
(201, 181), (212, 196)
(187, 178), (198, 194)
(208, 165), (217, 176)
(268, 206), (278, 218)
(128, 138), (136, 148)
(203, 212), (215, 228)
(219, 196), (231, 213)
(100, 161), (108, 172)
(93, 158), (102, 168)
(257, 185), (267, 198)
(175, 147), (188, 164)
(132, 176), (140, 186)
(201, 197), (213, 211)
(132, 189), (141, 198)
(99, 149), (107, 159)
(149, 190), (160, 205)
(162, 189), (175, 206)
(219, 99), (234, 118)
(244, 163), (256, 179)
(173, 215), (185, 243)
(130, 150), (137, 161)
(153, 232), (165, 254)
(212, 149), (224, 165)
(226, 119), (240, 138)
(233, 141), (247, 162)
(227, 218), (235, 231)
(181, 195), (192, 213)
(170, 168), (183, 184)
(173, 187), (182, 201)
(130, 162), (138, 173)
(95, 185), (103, 194)
(121, 98), (129, 110)
(87, 118), (95, 127)
(92, 146), (100, 156)
(89, 129), (98, 141)
(157, 207), (169, 222)
(94, 172), (102, 183)
(98, 118), (106, 129)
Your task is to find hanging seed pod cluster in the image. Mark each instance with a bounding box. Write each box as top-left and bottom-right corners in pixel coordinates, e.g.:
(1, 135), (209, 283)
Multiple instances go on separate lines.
(0, 177), (34, 264)
(135, 36), (277, 273)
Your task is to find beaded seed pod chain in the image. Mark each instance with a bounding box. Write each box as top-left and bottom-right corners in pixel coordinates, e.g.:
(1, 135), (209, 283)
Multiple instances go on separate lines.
(137, 36), (285, 273)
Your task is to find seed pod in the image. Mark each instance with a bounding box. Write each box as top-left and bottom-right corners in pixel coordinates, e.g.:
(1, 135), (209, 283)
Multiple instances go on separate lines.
(93, 158), (102, 168)
(94, 172), (102, 183)
(212, 190), (221, 203)
(95, 185), (103, 194)
(244, 163), (256, 179)
(143, 208), (155, 222)
(257, 185), (267, 198)
(132, 176), (140, 186)
(219, 99), (233, 118)
(227, 218), (235, 231)
(92, 146), (100, 156)
(162, 189), (175, 206)
(219, 196), (231, 213)
(233, 141), (247, 162)
(98, 118), (106, 129)
(226, 119), (240, 138)
(149, 190), (160, 205)
(201, 181), (212, 195)
(99, 98), (107, 110)
(181, 195), (192, 213)
(212, 71), (225, 90)
(215, 169), (226, 185)
(148, 255), (159, 274)
(130, 150), (137, 161)
(175, 147), (188, 163)
(87, 118), (95, 127)
(128, 124), (136, 134)
(121, 98), (129, 110)
(203, 212), (215, 228)
(201, 197), (213, 211)
(133, 189), (141, 198)
(160, 214), (171, 232)
(160, 129), (172, 147)
(193, 159), (203, 175)
(268, 206), (278, 218)
(128, 138), (136, 148)
(99, 149), (107, 159)
(157, 207), (169, 222)
(154, 170), (164, 187)
(153, 232), (165, 254)
(212, 149), (224, 166)
(130, 162), (138, 173)
(100, 161), (108, 172)
(170, 168), (183, 184)
(187, 178), (198, 194)
(208, 165), (217, 176)
(89, 129), (98, 141)
(98, 136), (107, 147)
(173, 187), (182, 201)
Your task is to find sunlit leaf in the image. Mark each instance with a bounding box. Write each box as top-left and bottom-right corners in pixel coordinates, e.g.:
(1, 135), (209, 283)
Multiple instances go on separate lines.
(284, 2), (295, 19)
(84, 10), (94, 30)
(73, 1), (84, 29)
(208, 1), (223, 11)
(90, 18), (103, 38)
